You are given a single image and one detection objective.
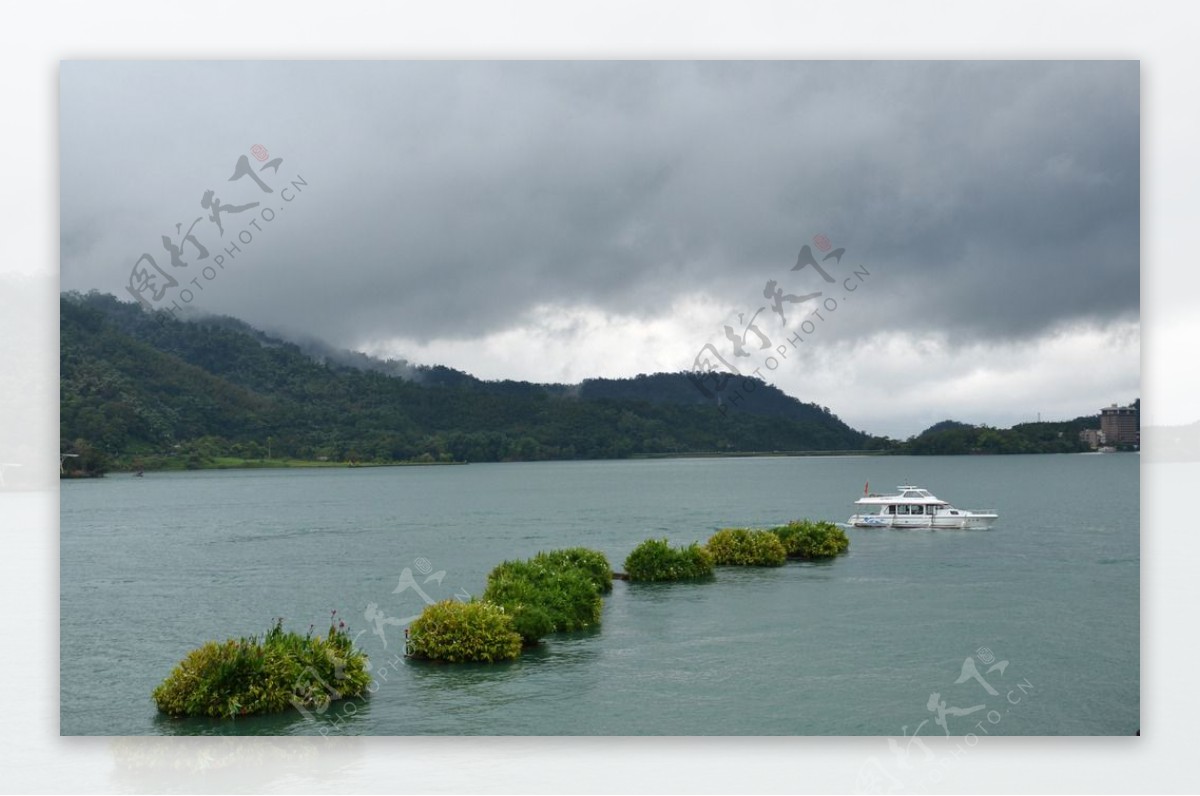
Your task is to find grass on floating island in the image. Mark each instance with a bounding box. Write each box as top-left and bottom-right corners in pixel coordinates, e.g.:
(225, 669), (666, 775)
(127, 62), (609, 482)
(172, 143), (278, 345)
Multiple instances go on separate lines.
(623, 538), (715, 582)
(705, 527), (788, 567)
(407, 547), (613, 662)
(769, 519), (851, 559)
(152, 614), (370, 719)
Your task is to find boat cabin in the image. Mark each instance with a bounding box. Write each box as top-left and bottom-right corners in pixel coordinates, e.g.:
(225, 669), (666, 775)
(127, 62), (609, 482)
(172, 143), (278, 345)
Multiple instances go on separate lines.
(884, 503), (953, 515)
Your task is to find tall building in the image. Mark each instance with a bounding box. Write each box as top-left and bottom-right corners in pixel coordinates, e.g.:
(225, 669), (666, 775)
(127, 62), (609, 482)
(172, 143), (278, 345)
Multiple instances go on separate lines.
(1100, 403), (1139, 446)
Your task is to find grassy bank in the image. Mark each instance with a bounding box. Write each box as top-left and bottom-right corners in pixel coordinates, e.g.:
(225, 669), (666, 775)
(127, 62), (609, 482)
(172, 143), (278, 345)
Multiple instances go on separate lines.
(111, 456), (467, 473)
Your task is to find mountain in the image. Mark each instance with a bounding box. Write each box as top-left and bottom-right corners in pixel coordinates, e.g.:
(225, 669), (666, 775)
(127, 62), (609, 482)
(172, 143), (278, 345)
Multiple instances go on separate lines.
(897, 415), (1103, 455)
(60, 292), (884, 472)
(916, 419), (974, 437)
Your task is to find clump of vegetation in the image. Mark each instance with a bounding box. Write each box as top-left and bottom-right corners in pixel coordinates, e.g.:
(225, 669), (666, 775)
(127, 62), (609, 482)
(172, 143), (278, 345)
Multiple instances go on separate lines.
(624, 538), (715, 582)
(59, 439), (110, 478)
(152, 614), (370, 719)
(770, 519), (851, 559)
(406, 600), (523, 663)
(481, 549), (607, 645)
(532, 547), (612, 593)
(705, 528), (788, 567)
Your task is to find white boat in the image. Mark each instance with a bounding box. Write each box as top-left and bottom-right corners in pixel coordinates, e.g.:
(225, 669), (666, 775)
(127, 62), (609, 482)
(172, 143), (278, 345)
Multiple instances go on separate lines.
(848, 485), (998, 529)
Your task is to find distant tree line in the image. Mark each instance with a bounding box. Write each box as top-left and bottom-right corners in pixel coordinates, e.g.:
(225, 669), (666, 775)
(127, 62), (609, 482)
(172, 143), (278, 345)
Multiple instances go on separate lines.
(892, 416), (1103, 455)
(60, 292), (882, 472)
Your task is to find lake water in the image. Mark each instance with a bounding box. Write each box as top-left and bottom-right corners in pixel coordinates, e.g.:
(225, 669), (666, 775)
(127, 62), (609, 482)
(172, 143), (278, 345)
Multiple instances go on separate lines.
(60, 454), (1139, 736)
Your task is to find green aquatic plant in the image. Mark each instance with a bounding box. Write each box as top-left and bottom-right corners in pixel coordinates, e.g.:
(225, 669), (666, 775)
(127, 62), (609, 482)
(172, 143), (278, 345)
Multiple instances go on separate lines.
(152, 614), (370, 719)
(532, 547), (613, 593)
(705, 528), (787, 567)
(406, 599), (523, 663)
(482, 549), (606, 644)
(770, 519), (850, 559)
(623, 538), (715, 582)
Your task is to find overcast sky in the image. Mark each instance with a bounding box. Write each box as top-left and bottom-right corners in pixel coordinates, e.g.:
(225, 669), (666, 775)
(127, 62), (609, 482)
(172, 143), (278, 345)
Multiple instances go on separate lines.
(59, 61), (1139, 438)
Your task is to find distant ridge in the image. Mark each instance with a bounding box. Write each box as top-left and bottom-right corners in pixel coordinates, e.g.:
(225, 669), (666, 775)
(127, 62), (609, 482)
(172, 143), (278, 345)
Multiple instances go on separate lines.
(901, 415), (1107, 455)
(60, 291), (884, 470)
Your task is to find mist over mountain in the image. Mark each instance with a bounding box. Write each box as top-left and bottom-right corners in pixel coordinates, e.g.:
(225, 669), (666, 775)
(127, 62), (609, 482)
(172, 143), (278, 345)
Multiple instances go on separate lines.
(60, 292), (882, 471)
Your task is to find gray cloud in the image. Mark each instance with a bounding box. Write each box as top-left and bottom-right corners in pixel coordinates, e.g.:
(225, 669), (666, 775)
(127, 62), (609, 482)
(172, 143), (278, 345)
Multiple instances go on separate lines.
(60, 60), (1138, 371)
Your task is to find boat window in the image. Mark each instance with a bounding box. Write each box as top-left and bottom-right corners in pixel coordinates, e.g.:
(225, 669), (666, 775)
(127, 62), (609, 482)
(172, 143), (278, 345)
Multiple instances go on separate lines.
(912, 505), (923, 514)
(887, 505), (896, 514)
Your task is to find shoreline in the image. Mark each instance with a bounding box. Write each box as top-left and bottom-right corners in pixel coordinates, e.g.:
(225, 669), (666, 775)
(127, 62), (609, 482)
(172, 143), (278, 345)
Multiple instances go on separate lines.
(101, 458), (469, 476)
(112, 449), (889, 474)
(77, 450), (885, 477)
(67, 447), (1137, 479)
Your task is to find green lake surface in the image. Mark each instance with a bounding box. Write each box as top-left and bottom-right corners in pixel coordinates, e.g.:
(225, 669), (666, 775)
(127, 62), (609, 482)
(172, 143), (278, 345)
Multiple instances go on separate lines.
(60, 453), (1139, 735)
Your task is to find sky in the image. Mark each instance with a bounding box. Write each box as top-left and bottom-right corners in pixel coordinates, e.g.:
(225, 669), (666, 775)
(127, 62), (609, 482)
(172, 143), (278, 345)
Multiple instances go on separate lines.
(59, 61), (1140, 438)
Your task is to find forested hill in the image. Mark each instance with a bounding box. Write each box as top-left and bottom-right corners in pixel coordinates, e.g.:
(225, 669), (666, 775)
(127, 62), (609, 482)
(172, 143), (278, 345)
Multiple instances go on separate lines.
(60, 292), (883, 471)
(895, 416), (1104, 455)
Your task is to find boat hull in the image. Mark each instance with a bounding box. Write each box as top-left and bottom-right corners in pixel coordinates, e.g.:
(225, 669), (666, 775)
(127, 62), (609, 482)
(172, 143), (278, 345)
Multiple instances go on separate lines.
(848, 513), (997, 530)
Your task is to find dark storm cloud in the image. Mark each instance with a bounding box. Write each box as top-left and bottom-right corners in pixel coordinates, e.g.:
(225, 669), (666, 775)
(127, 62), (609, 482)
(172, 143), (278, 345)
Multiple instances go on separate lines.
(60, 61), (1138, 349)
